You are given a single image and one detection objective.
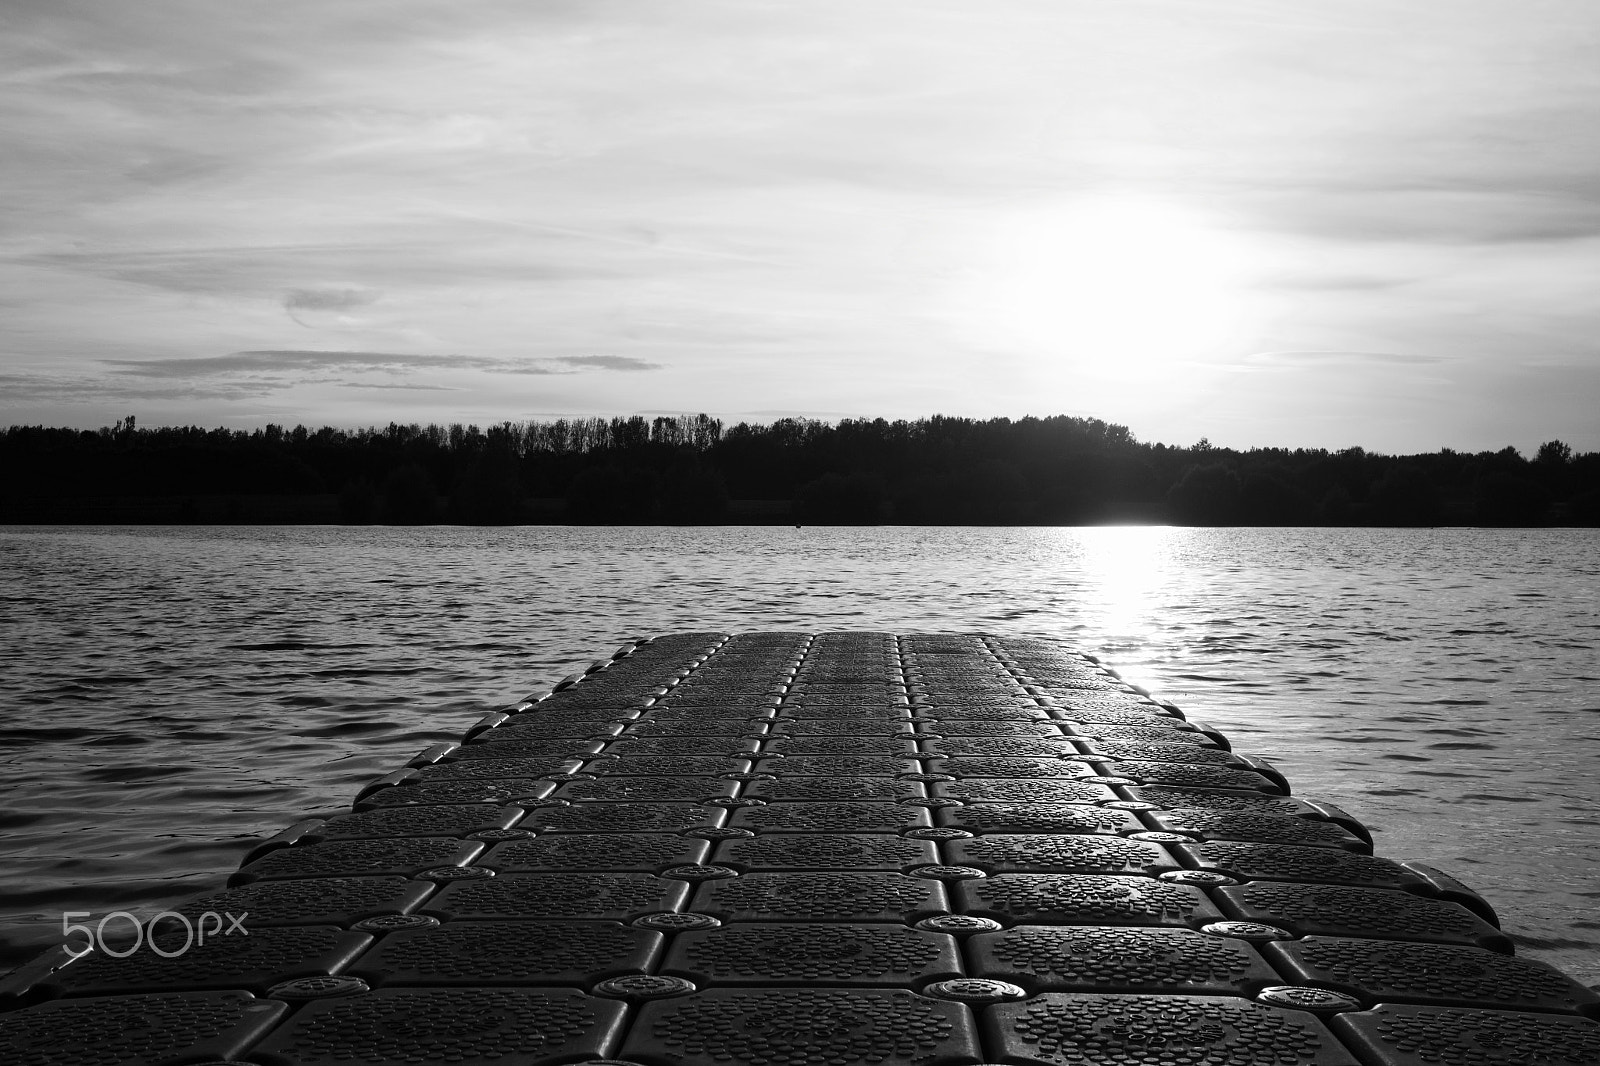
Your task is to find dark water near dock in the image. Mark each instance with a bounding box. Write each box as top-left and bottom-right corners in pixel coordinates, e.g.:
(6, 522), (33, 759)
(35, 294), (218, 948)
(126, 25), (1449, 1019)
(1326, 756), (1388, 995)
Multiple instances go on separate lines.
(2, 525), (1597, 984)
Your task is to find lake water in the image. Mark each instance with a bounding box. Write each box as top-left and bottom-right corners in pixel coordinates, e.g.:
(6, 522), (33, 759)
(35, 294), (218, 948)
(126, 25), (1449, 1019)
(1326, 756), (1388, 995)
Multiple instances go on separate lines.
(2, 525), (1597, 985)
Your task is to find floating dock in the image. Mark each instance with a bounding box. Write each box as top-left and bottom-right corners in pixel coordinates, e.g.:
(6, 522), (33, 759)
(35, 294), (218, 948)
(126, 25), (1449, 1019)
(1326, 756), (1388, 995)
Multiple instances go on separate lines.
(2, 631), (1597, 1065)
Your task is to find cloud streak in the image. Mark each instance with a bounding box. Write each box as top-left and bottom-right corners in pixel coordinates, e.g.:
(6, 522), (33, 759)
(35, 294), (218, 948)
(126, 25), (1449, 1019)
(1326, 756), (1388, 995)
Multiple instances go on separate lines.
(101, 349), (663, 379)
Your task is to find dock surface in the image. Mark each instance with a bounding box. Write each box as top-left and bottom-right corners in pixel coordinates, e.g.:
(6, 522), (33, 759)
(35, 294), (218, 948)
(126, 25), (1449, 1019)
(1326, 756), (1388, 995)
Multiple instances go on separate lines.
(3, 631), (1597, 1065)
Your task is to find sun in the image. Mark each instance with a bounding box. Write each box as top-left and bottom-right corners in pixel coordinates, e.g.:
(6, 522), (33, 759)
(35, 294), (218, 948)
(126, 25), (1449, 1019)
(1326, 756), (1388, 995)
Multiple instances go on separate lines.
(970, 197), (1252, 380)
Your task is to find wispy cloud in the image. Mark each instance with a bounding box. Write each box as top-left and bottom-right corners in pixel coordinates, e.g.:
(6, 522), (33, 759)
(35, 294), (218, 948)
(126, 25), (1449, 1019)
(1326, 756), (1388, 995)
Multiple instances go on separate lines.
(334, 381), (462, 391)
(101, 349), (663, 380)
(1245, 350), (1444, 367)
(554, 355), (661, 371)
(284, 288), (381, 327)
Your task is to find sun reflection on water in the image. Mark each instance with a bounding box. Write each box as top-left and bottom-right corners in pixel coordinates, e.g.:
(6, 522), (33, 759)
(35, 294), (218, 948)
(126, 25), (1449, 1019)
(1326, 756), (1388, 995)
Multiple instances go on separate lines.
(1074, 525), (1178, 643)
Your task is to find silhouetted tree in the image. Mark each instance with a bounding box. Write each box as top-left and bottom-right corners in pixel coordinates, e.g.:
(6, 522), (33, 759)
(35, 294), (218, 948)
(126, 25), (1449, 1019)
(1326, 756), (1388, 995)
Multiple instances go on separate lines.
(381, 464), (441, 524)
(795, 472), (889, 523)
(1166, 463), (1242, 525)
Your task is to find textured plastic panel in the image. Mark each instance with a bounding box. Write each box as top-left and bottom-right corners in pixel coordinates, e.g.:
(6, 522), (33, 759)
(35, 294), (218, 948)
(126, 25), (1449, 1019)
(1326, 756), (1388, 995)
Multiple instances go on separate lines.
(250, 986), (627, 1065)
(41, 925), (371, 996)
(954, 874), (1220, 926)
(728, 801), (930, 833)
(691, 872), (947, 922)
(1331, 1004), (1600, 1066)
(426, 873), (690, 921)
(1216, 883), (1512, 950)
(519, 802), (725, 834)
(661, 923), (963, 985)
(313, 804), (524, 840)
(1265, 936), (1600, 1015)
(484, 833), (709, 872)
(947, 834), (1176, 875)
(621, 988), (981, 1066)
(175, 876), (436, 926)
(712, 832), (936, 870)
(355, 779), (552, 808)
(348, 920), (662, 986)
(0, 992), (287, 1066)
(986, 993), (1361, 1065)
(969, 925), (1281, 995)
(1175, 840), (1432, 890)
(939, 802), (1142, 835)
(231, 837), (483, 883)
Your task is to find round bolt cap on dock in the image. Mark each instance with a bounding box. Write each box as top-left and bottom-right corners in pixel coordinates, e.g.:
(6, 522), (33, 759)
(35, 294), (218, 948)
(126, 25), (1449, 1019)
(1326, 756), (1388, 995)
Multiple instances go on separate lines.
(1202, 920), (1295, 941)
(1256, 985), (1363, 1013)
(925, 978), (1028, 1003)
(594, 975), (697, 1000)
(268, 976), (370, 1001)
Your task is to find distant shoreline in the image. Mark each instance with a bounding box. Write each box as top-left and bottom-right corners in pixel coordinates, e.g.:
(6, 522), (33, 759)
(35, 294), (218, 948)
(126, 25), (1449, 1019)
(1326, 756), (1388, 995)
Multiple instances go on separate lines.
(5, 415), (1596, 527)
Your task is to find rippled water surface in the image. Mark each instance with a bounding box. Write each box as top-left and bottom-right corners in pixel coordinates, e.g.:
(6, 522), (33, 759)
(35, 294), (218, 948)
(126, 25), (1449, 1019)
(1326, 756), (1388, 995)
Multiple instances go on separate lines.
(2, 525), (1597, 983)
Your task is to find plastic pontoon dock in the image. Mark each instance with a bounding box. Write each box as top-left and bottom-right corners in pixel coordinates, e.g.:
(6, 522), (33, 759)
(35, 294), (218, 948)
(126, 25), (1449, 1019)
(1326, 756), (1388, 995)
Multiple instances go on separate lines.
(2, 631), (1597, 1065)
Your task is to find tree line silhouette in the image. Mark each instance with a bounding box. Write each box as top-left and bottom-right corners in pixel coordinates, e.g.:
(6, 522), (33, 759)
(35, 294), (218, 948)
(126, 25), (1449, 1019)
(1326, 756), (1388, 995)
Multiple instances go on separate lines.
(3, 413), (1596, 525)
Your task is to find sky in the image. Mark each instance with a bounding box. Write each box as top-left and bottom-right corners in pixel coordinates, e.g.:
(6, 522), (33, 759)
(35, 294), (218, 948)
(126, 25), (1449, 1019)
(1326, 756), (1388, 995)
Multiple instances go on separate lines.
(2, 0), (1598, 453)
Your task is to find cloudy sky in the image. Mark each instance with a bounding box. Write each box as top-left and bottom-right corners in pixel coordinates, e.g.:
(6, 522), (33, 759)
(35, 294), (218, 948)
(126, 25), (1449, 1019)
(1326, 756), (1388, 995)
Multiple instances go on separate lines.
(3, 0), (1597, 452)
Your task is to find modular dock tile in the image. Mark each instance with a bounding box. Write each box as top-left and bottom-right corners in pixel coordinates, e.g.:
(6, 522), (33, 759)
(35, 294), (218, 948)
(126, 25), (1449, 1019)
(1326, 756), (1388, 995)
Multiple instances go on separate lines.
(477, 716), (628, 738)
(8, 629), (1595, 1066)
(711, 832), (936, 871)
(946, 833), (1176, 875)
(250, 986), (628, 1065)
(171, 875), (437, 927)
(739, 776), (922, 802)
(985, 993), (1361, 1065)
(312, 803), (525, 839)
(483, 833), (710, 872)
(659, 922), (963, 986)
(1264, 936), (1600, 1015)
(968, 925), (1281, 995)
(929, 719), (1073, 737)
(1074, 739), (1244, 764)
(231, 837), (484, 883)
(518, 802), (725, 833)
(550, 775), (737, 802)
(932, 737), (1079, 758)
(0, 991), (288, 1066)
(1215, 882), (1512, 951)
(937, 755), (1099, 779)
(581, 754), (755, 777)
(1173, 840), (1433, 890)
(1064, 722), (1215, 745)
(690, 871), (948, 922)
(935, 778), (1117, 804)
(937, 802), (1142, 835)
(1127, 784), (1327, 815)
(446, 737), (605, 759)
(355, 778), (554, 808)
(1143, 809), (1372, 852)
(415, 756), (584, 781)
(1330, 1003), (1600, 1066)
(620, 987), (981, 1066)
(618, 716), (763, 736)
(425, 872), (690, 921)
(727, 800), (931, 833)
(954, 873), (1219, 926)
(1095, 760), (1288, 793)
(346, 919), (662, 986)
(31, 925), (371, 997)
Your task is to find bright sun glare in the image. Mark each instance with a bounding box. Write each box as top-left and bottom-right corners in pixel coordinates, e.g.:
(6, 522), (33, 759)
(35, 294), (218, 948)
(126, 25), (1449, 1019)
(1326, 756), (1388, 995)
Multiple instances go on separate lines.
(975, 198), (1252, 381)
